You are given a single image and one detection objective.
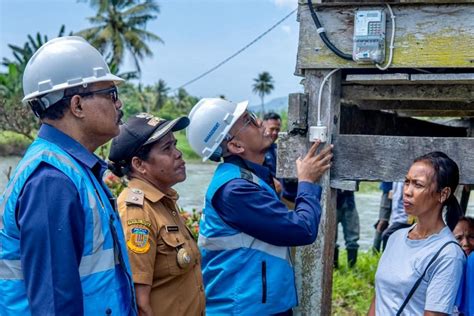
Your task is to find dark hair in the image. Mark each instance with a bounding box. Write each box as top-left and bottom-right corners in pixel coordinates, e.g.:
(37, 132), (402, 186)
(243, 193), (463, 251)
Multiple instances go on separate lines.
(38, 85), (90, 120)
(413, 151), (462, 231)
(263, 112), (281, 121)
(108, 143), (154, 178)
(457, 216), (474, 230)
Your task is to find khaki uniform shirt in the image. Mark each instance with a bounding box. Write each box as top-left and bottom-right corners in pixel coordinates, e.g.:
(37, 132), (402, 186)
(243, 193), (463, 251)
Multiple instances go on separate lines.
(118, 178), (205, 315)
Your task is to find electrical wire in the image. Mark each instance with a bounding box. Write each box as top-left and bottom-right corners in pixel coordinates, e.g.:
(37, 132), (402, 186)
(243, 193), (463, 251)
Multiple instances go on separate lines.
(173, 9), (297, 92)
(376, 4), (396, 70)
(317, 69), (339, 126)
(307, 0), (352, 61)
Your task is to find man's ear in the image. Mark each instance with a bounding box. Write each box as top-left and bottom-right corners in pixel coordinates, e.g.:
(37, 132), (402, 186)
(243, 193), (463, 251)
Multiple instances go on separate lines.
(69, 95), (85, 118)
(226, 139), (244, 155)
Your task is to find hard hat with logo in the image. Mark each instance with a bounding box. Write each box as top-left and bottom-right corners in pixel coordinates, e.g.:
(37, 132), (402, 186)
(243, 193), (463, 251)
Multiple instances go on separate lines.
(22, 36), (123, 114)
(186, 98), (248, 162)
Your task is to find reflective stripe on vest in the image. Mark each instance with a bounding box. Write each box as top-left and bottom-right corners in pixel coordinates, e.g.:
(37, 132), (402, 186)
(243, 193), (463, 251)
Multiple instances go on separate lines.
(0, 147), (104, 254)
(198, 233), (290, 261)
(0, 248), (116, 280)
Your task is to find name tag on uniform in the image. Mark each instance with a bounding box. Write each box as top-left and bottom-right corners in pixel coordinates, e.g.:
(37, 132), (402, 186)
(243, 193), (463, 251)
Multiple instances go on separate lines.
(166, 225), (179, 232)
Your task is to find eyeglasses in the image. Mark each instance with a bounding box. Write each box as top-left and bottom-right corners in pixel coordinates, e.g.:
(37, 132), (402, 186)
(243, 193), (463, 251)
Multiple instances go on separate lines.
(227, 111), (259, 142)
(74, 86), (119, 103)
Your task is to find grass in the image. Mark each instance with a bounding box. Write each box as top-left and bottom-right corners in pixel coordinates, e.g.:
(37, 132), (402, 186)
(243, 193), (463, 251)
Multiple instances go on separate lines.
(358, 181), (380, 193)
(332, 250), (380, 315)
(0, 131), (32, 156)
(175, 130), (202, 161)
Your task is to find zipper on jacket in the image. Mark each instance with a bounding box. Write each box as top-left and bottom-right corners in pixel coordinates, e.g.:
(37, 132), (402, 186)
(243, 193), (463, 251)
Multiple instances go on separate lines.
(262, 261), (267, 304)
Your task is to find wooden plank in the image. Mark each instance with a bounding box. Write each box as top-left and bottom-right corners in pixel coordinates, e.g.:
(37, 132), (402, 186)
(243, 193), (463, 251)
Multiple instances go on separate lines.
(330, 135), (474, 183)
(345, 73), (410, 84)
(277, 133), (307, 178)
(330, 180), (359, 191)
(297, 4), (474, 69)
(342, 84), (474, 101)
(353, 100), (473, 111)
(396, 110), (474, 117)
(410, 73), (474, 84)
(340, 105), (467, 136)
(288, 93), (309, 135)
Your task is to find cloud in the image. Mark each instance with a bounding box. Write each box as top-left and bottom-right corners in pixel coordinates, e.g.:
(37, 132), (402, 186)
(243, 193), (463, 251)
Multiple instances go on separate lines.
(274, 0), (298, 9)
(281, 25), (292, 34)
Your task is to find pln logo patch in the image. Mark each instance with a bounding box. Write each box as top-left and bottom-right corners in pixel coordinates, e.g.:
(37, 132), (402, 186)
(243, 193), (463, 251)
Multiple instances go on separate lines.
(127, 227), (151, 254)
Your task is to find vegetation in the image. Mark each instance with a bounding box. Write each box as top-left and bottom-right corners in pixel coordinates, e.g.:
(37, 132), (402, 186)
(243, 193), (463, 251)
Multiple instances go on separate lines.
(252, 71), (274, 115)
(78, 0), (162, 74)
(332, 250), (379, 315)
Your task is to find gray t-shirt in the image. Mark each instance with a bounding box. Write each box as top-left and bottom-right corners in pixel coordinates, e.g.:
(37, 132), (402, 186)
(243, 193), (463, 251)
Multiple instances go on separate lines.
(375, 225), (465, 315)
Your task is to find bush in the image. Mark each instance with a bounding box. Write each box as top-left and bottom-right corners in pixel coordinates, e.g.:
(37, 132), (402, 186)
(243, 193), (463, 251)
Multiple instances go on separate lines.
(0, 131), (32, 156)
(332, 250), (380, 315)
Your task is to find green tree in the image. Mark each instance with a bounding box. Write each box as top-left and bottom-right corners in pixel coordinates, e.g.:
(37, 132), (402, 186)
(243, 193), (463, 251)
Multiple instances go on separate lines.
(153, 79), (170, 111)
(252, 71), (274, 115)
(2, 25), (71, 72)
(78, 0), (163, 74)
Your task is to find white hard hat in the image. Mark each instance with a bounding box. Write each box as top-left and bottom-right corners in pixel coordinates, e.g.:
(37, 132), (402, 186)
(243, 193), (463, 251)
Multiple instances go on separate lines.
(22, 36), (123, 110)
(186, 98), (248, 162)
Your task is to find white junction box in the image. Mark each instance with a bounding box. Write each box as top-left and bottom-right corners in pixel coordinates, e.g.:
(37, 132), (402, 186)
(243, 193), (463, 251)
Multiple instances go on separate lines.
(353, 9), (386, 64)
(309, 125), (327, 143)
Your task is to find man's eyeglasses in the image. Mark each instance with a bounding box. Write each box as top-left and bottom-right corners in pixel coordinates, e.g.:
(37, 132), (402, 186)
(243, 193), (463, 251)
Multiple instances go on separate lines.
(71, 86), (119, 103)
(226, 111), (259, 142)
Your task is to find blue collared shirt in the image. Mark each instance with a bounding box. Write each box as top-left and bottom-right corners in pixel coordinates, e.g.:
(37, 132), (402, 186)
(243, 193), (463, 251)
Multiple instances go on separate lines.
(213, 156), (322, 246)
(16, 124), (108, 315)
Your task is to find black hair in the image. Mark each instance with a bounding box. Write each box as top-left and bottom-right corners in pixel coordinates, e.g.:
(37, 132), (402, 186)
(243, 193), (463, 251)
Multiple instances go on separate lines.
(263, 112), (281, 121)
(108, 143), (155, 178)
(414, 151), (463, 231)
(38, 85), (90, 120)
(456, 216), (474, 230)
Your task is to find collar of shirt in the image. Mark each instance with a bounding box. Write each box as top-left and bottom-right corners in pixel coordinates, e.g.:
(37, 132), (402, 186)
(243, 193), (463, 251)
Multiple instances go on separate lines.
(38, 123), (107, 178)
(224, 155), (273, 187)
(127, 177), (179, 203)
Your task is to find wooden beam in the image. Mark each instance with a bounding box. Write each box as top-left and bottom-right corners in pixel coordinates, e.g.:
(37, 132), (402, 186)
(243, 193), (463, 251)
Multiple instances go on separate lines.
(297, 4), (474, 69)
(395, 110), (474, 117)
(292, 70), (340, 316)
(288, 93), (309, 135)
(342, 84), (474, 101)
(352, 100), (473, 111)
(330, 135), (474, 183)
(411, 73), (474, 84)
(345, 73), (410, 85)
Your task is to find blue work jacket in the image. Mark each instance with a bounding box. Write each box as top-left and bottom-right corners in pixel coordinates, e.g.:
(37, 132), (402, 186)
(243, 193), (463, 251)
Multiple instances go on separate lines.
(0, 137), (137, 315)
(199, 162), (297, 315)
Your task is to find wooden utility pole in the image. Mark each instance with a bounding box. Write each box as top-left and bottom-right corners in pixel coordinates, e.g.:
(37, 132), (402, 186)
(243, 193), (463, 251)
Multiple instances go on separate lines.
(277, 1), (474, 315)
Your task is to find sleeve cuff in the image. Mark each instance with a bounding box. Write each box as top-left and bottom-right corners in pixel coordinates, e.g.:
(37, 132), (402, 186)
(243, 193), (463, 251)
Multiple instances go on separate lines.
(298, 181), (322, 199)
(132, 272), (153, 286)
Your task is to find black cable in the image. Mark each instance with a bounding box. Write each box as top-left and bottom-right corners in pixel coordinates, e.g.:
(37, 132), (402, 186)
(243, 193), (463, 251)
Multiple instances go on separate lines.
(307, 0), (352, 61)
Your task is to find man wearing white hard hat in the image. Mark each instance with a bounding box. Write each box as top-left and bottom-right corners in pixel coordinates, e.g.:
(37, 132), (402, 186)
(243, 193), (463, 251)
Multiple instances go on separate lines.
(186, 98), (333, 315)
(0, 37), (137, 315)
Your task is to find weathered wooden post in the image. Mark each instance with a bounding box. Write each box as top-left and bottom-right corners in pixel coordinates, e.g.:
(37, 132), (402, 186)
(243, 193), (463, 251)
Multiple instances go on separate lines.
(277, 1), (474, 315)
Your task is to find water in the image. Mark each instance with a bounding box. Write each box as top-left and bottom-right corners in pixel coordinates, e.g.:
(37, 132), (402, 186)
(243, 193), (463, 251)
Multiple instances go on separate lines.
(2, 156), (474, 251)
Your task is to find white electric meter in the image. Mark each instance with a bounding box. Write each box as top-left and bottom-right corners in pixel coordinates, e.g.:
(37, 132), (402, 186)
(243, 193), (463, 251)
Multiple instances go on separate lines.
(353, 9), (386, 64)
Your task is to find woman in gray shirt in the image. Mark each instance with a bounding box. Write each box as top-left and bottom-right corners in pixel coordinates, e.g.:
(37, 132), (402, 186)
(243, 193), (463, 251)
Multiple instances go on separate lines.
(368, 151), (465, 315)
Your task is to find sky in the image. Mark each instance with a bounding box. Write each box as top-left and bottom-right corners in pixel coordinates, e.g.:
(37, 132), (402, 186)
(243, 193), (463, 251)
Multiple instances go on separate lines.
(0, 0), (302, 105)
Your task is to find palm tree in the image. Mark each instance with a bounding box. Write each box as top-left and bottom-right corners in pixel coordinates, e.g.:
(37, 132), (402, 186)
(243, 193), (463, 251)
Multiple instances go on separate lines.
(252, 71), (274, 115)
(78, 0), (162, 74)
(153, 79), (169, 111)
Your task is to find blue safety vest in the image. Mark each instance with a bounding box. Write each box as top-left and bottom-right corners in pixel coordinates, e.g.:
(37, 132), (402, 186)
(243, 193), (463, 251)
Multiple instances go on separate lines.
(0, 138), (137, 315)
(199, 163), (297, 315)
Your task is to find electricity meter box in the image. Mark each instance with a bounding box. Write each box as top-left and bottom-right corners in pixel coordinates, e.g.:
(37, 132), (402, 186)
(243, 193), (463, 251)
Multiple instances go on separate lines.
(353, 9), (386, 64)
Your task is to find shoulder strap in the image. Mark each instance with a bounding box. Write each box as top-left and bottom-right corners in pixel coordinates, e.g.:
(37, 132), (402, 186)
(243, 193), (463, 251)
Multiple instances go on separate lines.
(396, 240), (463, 315)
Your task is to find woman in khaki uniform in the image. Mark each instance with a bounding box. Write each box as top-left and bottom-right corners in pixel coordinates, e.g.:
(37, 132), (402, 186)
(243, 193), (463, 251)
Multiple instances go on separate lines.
(108, 113), (205, 316)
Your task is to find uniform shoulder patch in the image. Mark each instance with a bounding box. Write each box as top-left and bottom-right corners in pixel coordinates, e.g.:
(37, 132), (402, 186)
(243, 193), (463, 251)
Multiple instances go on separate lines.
(127, 227), (151, 254)
(125, 188), (144, 206)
